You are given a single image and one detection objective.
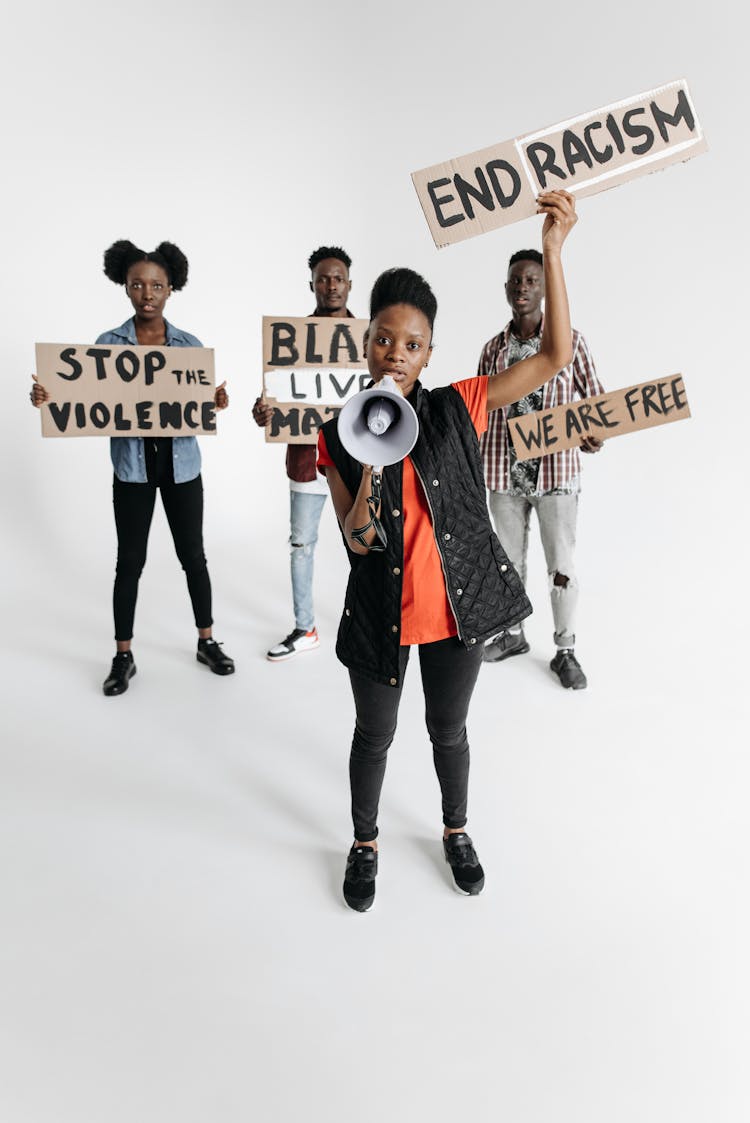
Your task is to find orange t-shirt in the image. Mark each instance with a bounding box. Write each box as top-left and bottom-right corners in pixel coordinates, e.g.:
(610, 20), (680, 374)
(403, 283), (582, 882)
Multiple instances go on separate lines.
(318, 377), (488, 645)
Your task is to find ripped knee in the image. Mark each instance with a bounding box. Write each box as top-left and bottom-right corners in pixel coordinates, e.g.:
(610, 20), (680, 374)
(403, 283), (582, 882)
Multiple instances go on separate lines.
(553, 571), (569, 588)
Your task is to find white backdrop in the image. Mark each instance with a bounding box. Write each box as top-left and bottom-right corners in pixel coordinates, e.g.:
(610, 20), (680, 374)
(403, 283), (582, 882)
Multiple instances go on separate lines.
(2, 2), (748, 1121)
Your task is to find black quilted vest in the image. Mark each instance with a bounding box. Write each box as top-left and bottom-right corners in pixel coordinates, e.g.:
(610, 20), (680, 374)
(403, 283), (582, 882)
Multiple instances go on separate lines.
(321, 380), (532, 687)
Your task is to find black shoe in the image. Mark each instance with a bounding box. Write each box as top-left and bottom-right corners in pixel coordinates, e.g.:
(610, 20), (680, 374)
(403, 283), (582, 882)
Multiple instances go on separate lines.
(550, 649), (587, 689)
(483, 628), (530, 663)
(343, 845), (378, 912)
(103, 651), (136, 697)
(443, 832), (485, 895)
(197, 638), (235, 675)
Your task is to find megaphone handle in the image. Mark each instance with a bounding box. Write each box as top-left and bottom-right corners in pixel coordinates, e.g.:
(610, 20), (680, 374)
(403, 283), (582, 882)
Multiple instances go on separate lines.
(349, 469), (387, 552)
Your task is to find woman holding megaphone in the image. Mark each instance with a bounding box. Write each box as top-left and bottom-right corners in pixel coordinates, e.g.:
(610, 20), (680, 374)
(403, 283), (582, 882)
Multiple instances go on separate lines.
(318, 189), (578, 912)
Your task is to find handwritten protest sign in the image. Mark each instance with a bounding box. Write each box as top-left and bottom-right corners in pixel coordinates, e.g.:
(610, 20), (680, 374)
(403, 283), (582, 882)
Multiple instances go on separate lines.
(508, 375), (690, 461)
(262, 316), (370, 444)
(412, 79), (707, 248)
(35, 343), (216, 438)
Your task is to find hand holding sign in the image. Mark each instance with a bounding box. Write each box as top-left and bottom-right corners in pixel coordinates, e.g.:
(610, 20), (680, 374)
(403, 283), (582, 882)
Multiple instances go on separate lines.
(30, 374), (48, 408)
(215, 381), (229, 410)
(538, 189), (578, 253)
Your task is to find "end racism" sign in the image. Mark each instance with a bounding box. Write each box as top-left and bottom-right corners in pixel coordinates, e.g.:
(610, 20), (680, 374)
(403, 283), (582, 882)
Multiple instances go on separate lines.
(262, 316), (370, 444)
(35, 343), (216, 438)
(509, 375), (691, 460)
(412, 79), (707, 248)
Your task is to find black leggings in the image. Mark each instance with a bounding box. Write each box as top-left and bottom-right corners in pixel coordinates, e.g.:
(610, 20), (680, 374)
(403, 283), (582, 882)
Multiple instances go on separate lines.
(112, 473), (212, 642)
(348, 636), (484, 842)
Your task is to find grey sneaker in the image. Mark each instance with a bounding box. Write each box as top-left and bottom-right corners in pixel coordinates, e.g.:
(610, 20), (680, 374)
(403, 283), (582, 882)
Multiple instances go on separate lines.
(483, 628), (530, 663)
(550, 649), (587, 689)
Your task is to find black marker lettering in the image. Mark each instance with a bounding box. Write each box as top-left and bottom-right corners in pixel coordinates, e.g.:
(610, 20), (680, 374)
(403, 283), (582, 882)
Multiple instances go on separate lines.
(144, 351), (166, 386)
(427, 178), (464, 228)
(113, 404), (132, 430)
(525, 142), (566, 189)
(562, 129), (594, 176)
(159, 402), (183, 429)
(583, 121), (612, 164)
(115, 350), (139, 383)
(269, 322), (299, 366)
(201, 402), (216, 431)
(565, 409), (583, 438)
(605, 113), (626, 154)
(47, 402), (71, 431)
(57, 347), (82, 381)
(85, 348), (111, 381)
(329, 324), (358, 364)
(270, 407), (300, 438)
(330, 374), (355, 398)
(301, 408), (325, 436)
(90, 403), (110, 429)
(624, 386), (641, 421)
(651, 88), (695, 143)
(305, 323), (323, 364)
(454, 168), (495, 220)
(485, 159), (522, 208)
(622, 108), (654, 156)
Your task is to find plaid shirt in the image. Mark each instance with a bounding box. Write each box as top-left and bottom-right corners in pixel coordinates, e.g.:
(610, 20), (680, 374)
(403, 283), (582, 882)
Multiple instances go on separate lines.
(478, 318), (603, 494)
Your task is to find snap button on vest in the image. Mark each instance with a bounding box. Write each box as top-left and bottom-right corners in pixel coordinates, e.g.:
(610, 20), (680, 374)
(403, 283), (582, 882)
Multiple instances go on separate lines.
(444, 533), (451, 540)
(389, 678), (397, 686)
(500, 563), (508, 572)
(391, 625), (398, 633)
(392, 567), (401, 575)
(456, 588), (463, 596)
(392, 509), (400, 517)
(432, 479), (439, 486)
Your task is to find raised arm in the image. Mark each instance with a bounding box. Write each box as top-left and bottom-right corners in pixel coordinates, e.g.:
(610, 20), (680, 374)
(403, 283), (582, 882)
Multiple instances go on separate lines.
(486, 189), (577, 413)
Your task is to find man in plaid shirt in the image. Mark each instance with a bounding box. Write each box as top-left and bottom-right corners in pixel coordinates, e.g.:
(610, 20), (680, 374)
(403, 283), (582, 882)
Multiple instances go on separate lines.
(478, 249), (603, 689)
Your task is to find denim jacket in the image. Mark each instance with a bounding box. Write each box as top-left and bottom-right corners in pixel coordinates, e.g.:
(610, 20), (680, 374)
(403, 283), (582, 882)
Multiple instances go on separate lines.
(96, 317), (204, 484)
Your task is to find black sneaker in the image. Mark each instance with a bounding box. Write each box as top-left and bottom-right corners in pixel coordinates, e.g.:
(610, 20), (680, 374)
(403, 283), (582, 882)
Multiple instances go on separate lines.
(197, 638), (235, 676)
(483, 628), (530, 663)
(443, 832), (485, 895)
(103, 651), (136, 697)
(343, 845), (378, 912)
(550, 649), (587, 689)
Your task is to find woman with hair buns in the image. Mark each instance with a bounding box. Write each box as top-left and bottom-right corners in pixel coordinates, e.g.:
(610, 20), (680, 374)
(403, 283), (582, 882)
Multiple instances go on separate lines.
(30, 239), (235, 695)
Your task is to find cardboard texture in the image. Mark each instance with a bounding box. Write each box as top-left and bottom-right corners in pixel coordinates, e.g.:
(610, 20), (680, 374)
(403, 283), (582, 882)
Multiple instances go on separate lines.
(262, 316), (370, 444)
(35, 343), (216, 438)
(411, 79), (707, 247)
(508, 375), (690, 461)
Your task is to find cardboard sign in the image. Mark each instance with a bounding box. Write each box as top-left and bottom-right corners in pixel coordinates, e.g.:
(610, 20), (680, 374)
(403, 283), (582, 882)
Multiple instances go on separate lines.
(508, 375), (690, 460)
(411, 79), (707, 248)
(262, 316), (370, 444)
(35, 343), (216, 438)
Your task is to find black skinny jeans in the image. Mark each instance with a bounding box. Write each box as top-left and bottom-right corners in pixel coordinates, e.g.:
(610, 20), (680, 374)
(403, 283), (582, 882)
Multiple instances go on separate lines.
(348, 636), (484, 842)
(112, 468), (212, 642)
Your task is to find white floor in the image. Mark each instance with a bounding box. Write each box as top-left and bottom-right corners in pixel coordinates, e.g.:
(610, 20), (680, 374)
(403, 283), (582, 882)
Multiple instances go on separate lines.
(2, 466), (747, 1123)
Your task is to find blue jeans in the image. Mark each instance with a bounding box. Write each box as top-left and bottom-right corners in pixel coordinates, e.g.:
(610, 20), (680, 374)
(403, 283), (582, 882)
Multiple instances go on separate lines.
(289, 491), (327, 631)
(489, 491), (578, 649)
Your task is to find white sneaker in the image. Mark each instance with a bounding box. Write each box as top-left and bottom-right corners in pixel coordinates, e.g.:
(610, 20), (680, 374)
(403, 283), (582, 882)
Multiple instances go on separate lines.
(266, 627), (320, 662)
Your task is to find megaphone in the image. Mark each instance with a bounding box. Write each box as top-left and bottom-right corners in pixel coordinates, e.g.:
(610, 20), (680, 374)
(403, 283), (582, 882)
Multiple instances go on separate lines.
(337, 376), (419, 466)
